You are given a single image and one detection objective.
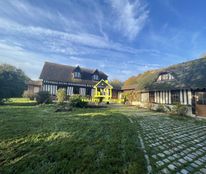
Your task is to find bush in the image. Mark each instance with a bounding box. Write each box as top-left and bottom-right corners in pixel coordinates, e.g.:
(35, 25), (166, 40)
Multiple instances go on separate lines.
(69, 95), (88, 108)
(172, 103), (188, 116)
(155, 104), (165, 112)
(36, 91), (52, 104)
(0, 97), (5, 105)
(56, 88), (66, 104)
(22, 91), (35, 100)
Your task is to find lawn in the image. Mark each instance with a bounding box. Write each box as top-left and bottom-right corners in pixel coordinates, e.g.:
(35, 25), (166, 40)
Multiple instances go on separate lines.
(0, 104), (145, 174)
(1, 102), (206, 174)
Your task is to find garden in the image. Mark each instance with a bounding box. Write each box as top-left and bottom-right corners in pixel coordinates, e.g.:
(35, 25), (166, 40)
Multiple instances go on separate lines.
(1, 100), (206, 173)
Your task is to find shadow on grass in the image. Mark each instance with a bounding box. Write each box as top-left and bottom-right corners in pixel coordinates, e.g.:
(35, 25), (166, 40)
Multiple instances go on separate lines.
(0, 108), (146, 174)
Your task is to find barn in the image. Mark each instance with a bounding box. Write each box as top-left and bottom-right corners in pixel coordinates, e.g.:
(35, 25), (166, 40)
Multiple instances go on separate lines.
(122, 57), (206, 117)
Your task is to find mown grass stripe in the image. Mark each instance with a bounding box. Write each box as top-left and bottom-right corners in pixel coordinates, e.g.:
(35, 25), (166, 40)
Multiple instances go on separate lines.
(128, 117), (134, 123)
(139, 134), (152, 174)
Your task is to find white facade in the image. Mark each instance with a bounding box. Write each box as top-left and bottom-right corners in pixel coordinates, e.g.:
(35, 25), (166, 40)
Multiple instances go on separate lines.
(139, 90), (192, 106)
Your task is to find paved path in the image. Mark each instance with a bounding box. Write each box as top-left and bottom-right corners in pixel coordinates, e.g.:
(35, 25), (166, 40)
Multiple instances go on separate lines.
(124, 107), (206, 174)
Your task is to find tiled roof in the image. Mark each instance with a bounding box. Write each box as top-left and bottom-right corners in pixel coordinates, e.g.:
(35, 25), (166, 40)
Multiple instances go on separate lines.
(39, 62), (108, 85)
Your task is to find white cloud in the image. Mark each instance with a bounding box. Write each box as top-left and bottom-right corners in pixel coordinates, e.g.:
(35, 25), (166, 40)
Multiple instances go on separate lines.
(0, 42), (44, 79)
(0, 41), (109, 79)
(0, 17), (145, 55)
(1, 0), (195, 81)
(109, 0), (149, 40)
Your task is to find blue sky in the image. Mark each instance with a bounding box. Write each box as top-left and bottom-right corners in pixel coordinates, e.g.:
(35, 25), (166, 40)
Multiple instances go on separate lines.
(0, 0), (206, 81)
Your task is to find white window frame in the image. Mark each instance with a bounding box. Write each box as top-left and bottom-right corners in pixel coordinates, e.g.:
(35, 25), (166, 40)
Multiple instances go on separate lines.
(74, 72), (81, 78)
(93, 74), (99, 81)
(157, 73), (174, 81)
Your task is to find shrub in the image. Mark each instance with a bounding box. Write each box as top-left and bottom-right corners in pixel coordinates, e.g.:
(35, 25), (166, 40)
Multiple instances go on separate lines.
(36, 91), (52, 104)
(154, 104), (172, 113)
(0, 97), (5, 105)
(155, 104), (165, 112)
(22, 90), (35, 100)
(172, 103), (188, 116)
(56, 88), (66, 104)
(69, 95), (88, 108)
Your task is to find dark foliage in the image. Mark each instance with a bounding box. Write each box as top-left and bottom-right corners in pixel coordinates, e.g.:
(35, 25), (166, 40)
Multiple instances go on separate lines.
(0, 64), (29, 103)
(36, 91), (52, 104)
(155, 104), (166, 112)
(69, 95), (88, 108)
(172, 103), (188, 116)
(109, 79), (123, 90)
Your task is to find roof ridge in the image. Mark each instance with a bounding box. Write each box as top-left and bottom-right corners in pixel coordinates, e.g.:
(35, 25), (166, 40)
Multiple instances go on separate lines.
(44, 61), (107, 75)
(166, 57), (206, 69)
(45, 61), (75, 69)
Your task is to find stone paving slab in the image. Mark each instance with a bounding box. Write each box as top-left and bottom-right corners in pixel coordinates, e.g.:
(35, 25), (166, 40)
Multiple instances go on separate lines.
(136, 115), (206, 173)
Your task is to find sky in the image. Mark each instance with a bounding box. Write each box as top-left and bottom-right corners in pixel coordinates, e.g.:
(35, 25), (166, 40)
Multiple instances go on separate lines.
(0, 0), (206, 81)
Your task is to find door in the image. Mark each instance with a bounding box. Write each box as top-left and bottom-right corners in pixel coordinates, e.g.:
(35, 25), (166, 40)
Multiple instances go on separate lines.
(196, 92), (206, 116)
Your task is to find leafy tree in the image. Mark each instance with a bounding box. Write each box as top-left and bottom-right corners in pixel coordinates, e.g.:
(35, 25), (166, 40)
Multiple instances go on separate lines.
(109, 79), (124, 90)
(56, 88), (66, 104)
(0, 64), (29, 103)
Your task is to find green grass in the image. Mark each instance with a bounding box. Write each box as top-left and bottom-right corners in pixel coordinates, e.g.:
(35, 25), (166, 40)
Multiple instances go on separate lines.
(2, 99), (205, 173)
(0, 104), (146, 174)
(5, 98), (37, 106)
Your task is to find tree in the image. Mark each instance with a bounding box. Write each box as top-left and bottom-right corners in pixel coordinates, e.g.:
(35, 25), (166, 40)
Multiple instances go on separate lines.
(109, 79), (124, 90)
(0, 64), (29, 103)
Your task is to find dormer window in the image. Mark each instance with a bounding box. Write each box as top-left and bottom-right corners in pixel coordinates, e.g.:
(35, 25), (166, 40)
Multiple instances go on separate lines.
(92, 69), (99, 81)
(93, 74), (99, 81)
(74, 71), (81, 78)
(73, 65), (81, 79)
(157, 72), (174, 81)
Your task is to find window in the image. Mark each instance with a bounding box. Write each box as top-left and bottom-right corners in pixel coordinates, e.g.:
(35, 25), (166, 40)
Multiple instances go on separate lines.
(73, 87), (80, 94)
(93, 74), (99, 81)
(157, 73), (174, 81)
(149, 91), (155, 103)
(74, 72), (81, 78)
(86, 88), (91, 96)
(196, 92), (206, 105)
(171, 90), (180, 104)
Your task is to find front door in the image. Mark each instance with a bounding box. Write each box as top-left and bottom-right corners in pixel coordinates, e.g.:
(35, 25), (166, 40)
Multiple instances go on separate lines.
(196, 92), (206, 117)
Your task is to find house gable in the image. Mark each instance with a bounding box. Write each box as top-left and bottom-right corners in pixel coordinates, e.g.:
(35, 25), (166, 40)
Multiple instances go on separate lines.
(73, 66), (81, 79)
(92, 69), (99, 81)
(94, 79), (113, 89)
